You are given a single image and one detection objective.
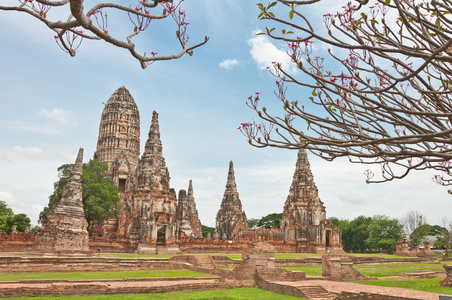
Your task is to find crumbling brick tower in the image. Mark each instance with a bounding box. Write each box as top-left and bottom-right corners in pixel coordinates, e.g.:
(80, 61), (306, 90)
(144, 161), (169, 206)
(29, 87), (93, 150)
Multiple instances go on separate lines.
(177, 180), (203, 238)
(214, 161), (248, 240)
(94, 86), (140, 194)
(280, 149), (342, 253)
(35, 148), (89, 253)
(120, 111), (179, 253)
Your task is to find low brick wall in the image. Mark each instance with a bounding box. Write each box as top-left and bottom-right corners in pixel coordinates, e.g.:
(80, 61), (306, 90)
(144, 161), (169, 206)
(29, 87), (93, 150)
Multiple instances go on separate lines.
(0, 277), (225, 298)
(0, 256), (172, 273)
(0, 232), (35, 252)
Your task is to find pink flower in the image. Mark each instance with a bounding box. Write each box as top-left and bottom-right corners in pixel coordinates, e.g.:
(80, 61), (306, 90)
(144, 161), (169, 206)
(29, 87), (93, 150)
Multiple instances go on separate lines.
(150, 51), (158, 56)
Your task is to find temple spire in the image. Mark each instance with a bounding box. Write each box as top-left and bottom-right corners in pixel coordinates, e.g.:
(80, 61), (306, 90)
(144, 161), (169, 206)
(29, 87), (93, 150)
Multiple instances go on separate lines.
(224, 160), (237, 194)
(143, 111), (162, 157)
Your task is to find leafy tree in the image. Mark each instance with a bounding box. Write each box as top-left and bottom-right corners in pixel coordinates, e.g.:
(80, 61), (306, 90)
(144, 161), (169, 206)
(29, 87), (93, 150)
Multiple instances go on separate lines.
(341, 216), (371, 253)
(247, 213), (283, 229)
(201, 225), (215, 237)
(0, 202), (31, 234)
(332, 215), (402, 253)
(0, 201), (13, 217)
(366, 215), (403, 253)
(240, 0), (452, 192)
(257, 213), (283, 228)
(247, 218), (259, 229)
(0, 1), (208, 68)
(429, 225), (446, 236)
(400, 211), (429, 244)
(41, 159), (121, 234)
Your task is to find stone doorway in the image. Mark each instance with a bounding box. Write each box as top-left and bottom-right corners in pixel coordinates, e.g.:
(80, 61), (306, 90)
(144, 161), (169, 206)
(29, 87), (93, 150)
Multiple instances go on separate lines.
(325, 230), (331, 247)
(118, 179), (126, 192)
(157, 225), (166, 246)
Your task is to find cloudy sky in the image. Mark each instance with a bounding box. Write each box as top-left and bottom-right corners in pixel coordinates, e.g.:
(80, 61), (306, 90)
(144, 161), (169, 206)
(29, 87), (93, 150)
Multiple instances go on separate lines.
(0, 0), (449, 228)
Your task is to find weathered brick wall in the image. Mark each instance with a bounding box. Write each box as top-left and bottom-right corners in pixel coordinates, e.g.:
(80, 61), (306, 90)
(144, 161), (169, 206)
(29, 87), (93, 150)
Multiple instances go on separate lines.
(89, 235), (137, 253)
(0, 256), (173, 273)
(0, 232), (36, 252)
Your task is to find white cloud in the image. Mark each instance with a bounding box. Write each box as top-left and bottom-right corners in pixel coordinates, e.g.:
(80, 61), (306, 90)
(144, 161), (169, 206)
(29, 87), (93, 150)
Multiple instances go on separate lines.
(219, 59), (239, 69)
(38, 108), (77, 124)
(0, 191), (18, 206)
(13, 146), (44, 158)
(248, 34), (298, 73)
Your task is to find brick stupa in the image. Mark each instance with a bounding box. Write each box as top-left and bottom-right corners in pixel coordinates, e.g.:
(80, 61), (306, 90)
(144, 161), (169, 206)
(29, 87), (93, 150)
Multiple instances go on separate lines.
(214, 161), (248, 240)
(35, 148), (89, 253)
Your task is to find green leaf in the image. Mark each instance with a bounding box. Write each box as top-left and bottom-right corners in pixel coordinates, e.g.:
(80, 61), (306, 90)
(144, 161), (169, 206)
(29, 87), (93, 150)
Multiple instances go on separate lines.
(312, 89), (318, 97)
(360, 12), (367, 20)
(257, 3), (264, 8)
(268, 1), (277, 9)
(435, 18), (441, 28)
(370, 19), (379, 24)
(268, 12), (275, 18)
(289, 9), (294, 20)
(256, 32), (266, 35)
(385, 0), (390, 5)
(287, 31), (294, 34)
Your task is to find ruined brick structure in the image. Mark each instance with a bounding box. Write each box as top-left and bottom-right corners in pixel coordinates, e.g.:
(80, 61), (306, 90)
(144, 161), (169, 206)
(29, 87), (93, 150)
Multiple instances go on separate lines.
(229, 149), (343, 253)
(35, 148), (89, 253)
(93, 87), (200, 253)
(178, 180), (203, 238)
(214, 161), (248, 240)
(280, 149), (342, 253)
(33, 87), (342, 254)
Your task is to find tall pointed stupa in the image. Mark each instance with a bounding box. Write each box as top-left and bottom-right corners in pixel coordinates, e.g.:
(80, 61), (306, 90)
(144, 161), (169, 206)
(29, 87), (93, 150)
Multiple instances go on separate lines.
(35, 148), (89, 252)
(280, 149), (326, 229)
(214, 161), (248, 240)
(280, 149), (343, 253)
(122, 111), (179, 253)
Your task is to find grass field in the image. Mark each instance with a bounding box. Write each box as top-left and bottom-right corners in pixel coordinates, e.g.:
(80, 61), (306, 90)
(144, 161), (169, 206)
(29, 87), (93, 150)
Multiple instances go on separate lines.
(355, 263), (446, 277)
(280, 263), (450, 277)
(0, 270), (216, 281)
(11, 288), (306, 300)
(354, 278), (452, 295)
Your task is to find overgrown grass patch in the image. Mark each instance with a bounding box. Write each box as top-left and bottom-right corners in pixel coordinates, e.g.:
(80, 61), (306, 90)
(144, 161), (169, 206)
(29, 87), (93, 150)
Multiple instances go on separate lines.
(0, 270), (216, 282)
(279, 266), (322, 276)
(355, 264), (446, 277)
(11, 287), (305, 299)
(354, 278), (452, 295)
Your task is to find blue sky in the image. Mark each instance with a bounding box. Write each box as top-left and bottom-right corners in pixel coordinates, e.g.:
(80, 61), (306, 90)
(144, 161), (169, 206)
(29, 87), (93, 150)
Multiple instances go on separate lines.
(0, 0), (449, 228)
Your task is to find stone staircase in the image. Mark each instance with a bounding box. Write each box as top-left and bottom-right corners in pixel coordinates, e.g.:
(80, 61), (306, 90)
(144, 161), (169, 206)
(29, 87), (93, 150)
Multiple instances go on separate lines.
(193, 255), (217, 269)
(297, 285), (336, 300)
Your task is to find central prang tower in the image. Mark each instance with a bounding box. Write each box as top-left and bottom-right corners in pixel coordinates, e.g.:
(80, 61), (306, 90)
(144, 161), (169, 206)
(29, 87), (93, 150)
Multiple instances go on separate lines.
(94, 86), (140, 192)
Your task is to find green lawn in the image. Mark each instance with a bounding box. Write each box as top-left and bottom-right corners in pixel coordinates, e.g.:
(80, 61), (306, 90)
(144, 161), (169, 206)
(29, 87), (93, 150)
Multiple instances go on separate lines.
(355, 278), (452, 295)
(355, 263), (446, 277)
(0, 270), (216, 282)
(11, 287), (305, 299)
(280, 263), (449, 278)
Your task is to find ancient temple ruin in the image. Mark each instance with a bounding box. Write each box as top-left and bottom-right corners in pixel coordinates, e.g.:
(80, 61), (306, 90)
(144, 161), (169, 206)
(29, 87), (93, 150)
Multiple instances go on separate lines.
(35, 148), (89, 253)
(214, 161), (248, 240)
(93, 87), (200, 253)
(280, 149), (342, 253)
(32, 86), (343, 254)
